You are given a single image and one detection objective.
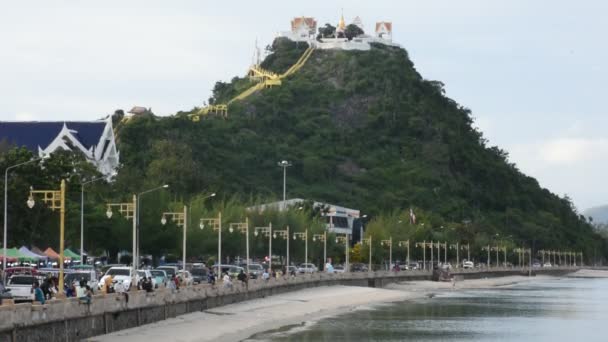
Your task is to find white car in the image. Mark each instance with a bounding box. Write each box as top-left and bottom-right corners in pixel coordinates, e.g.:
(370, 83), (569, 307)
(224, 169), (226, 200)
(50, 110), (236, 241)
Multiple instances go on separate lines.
(6, 275), (37, 302)
(543, 262), (552, 268)
(176, 270), (194, 286)
(137, 269), (156, 288)
(98, 266), (134, 291)
(462, 260), (474, 269)
(297, 263), (318, 273)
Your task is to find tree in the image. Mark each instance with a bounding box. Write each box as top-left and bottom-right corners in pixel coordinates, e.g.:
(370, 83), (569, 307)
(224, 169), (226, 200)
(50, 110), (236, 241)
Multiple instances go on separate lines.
(317, 24), (336, 39)
(345, 24), (364, 40)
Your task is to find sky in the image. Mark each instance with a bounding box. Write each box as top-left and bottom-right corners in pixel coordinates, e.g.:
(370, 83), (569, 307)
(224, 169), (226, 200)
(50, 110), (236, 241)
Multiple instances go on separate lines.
(0, 0), (606, 212)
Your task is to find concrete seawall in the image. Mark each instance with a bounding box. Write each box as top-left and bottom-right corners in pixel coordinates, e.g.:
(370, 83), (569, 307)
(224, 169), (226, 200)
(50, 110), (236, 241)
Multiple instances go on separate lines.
(0, 267), (576, 342)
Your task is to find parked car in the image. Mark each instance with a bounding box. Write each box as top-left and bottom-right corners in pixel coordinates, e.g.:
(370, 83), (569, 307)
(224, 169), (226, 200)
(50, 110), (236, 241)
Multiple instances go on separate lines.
(137, 270), (156, 288)
(350, 263), (368, 272)
(247, 263), (264, 279)
(97, 266), (133, 291)
(156, 265), (179, 279)
(286, 266), (298, 275)
(176, 270), (194, 286)
(462, 261), (474, 269)
(333, 265), (345, 273)
(65, 270), (98, 291)
(228, 266), (245, 279)
(6, 275), (37, 302)
(409, 262), (420, 270)
(212, 264), (233, 275)
(543, 262), (552, 268)
(297, 263), (318, 274)
(190, 268), (207, 284)
(532, 262), (542, 268)
(4, 267), (38, 278)
(150, 269), (168, 288)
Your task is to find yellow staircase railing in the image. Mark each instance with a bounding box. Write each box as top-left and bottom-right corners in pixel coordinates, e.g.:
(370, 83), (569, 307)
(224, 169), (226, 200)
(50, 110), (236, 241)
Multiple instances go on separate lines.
(191, 47), (315, 121)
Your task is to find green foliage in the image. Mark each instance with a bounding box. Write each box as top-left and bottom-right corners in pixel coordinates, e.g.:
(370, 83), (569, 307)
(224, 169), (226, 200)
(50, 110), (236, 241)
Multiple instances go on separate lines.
(345, 24), (364, 40)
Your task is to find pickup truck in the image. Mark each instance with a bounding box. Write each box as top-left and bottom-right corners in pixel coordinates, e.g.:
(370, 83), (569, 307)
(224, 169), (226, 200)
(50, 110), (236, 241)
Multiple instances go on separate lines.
(6, 275), (37, 302)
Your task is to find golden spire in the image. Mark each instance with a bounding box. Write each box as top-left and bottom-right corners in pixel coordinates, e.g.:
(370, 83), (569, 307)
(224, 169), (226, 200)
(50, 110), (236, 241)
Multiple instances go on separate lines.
(338, 9), (346, 30)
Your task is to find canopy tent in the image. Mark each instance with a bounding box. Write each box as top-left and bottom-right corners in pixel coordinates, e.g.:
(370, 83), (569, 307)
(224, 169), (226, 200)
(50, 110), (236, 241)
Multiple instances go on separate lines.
(31, 246), (47, 257)
(19, 246), (47, 260)
(0, 255), (17, 262)
(3, 248), (36, 261)
(63, 248), (81, 260)
(44, 247), (60, 260)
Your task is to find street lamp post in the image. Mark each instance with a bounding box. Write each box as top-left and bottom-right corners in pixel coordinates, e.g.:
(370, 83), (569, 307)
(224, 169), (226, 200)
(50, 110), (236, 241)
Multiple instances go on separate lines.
(490, 246), (500, 267)
(293, 229), (308, 266)
(3, 156), (45, 279)
(80, 175), (110, 263)
(398, 240), (410, 267)
(136, 184), (169, 269)
(462, 243), (470, 264)
(255, 223), (272, 271)
(482, 245), (491, 268)
(161, 206), (188, 272)
(313, 232), (326, 270)
(274, 226), (290, 269)
(200, 212), (222, 273)
(106, 196), (137, 289)
(450, 242), (459, 269)
(230, 217), (249, 274)
(335, 234), (349, 272)
(381, 237), (392, 271)
(277, 160), (292, 210)
(415, 241), (427, 270)
(361, 236), (372, 272)
(27, 180), (66, 296)
(429, 241), (434, 268)
(359, 214), (367, 244)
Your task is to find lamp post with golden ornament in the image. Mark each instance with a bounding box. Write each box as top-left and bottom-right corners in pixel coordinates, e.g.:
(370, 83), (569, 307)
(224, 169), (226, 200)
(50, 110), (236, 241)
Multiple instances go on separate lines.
(200, 212), (222, 274)
(361, 236), (372, 272)
(27, 181), (66, 296)
(313, 231), (327, 269)
(230, 218), (250, 274)
(161, 206), (188, 273)
(106, 195), (137, 289)
(381, 237), (392, 271)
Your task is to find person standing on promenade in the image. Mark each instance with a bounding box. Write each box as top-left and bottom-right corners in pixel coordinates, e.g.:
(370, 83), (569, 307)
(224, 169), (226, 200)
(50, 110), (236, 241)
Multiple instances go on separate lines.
(262, 269), (270, 281)
(237, 269), (248, 289)
(32, 282), (45, 305)
(326, 260), (334, 274)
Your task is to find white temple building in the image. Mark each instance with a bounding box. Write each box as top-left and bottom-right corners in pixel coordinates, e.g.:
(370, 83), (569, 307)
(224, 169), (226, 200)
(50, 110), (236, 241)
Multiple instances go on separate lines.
(280, 14), (399, 51)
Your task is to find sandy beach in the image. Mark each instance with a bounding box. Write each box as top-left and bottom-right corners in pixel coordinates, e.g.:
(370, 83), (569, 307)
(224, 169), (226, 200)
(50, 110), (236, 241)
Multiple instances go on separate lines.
(88, 271), (592, 342)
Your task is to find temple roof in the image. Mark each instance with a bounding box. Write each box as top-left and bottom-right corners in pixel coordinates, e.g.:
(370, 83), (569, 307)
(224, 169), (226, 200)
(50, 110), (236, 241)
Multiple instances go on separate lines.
(0, 121), (106, 151)
(375, 22), (392, 32)
(291, 17), (317, 31)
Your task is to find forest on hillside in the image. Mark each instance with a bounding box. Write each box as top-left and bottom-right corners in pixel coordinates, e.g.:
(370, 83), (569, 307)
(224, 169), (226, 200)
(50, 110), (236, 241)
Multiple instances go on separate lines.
(2, 37), (606, 265)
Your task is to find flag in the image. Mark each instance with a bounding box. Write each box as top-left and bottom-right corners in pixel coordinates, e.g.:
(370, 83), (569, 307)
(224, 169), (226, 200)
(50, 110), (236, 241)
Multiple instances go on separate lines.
(409, 208), (416, 224)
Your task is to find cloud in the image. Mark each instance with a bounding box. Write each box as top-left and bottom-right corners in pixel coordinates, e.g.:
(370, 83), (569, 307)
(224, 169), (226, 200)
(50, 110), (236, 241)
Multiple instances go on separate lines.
(538, 138), (608, 164)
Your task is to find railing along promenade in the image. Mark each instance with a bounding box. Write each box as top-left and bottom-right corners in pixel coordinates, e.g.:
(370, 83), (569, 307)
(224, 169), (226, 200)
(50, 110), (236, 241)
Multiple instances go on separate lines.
(0, 266), (582, 341)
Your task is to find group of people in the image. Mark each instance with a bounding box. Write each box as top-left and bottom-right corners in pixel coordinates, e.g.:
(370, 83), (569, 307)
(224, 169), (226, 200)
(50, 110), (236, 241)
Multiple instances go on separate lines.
(31, 279), (93, 305)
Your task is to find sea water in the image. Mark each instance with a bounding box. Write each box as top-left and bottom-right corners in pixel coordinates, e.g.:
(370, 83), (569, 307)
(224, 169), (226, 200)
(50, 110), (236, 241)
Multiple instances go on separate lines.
(248, 277), (608, 341)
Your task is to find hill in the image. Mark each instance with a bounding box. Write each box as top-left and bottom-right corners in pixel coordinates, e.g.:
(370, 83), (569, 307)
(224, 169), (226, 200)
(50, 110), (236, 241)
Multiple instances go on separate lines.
(114, 37), (606, 258)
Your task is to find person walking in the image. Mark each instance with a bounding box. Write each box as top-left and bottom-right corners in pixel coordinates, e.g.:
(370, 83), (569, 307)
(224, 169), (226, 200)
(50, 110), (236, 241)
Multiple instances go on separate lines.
(326, 261), (334, 274)
(207, 269), (216, 285)
(237, 269), (248, 289)
(222, 272), (233, 289)
(262, 269), (270, 281)
(32, 282), (45, 305)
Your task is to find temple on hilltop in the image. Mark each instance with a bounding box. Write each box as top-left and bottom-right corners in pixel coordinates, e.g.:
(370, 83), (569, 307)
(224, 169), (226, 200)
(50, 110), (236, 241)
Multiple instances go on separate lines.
(279, 13), (397, 50)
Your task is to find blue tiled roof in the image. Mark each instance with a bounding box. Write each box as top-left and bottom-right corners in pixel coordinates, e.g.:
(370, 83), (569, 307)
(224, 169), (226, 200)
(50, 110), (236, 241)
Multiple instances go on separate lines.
(0, 121), (106, 151)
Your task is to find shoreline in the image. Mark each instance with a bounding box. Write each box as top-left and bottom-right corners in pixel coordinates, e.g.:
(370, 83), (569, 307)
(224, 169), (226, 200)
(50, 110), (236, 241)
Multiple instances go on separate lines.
(88, 270), (597, 342)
